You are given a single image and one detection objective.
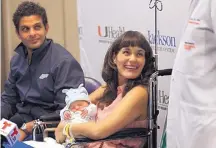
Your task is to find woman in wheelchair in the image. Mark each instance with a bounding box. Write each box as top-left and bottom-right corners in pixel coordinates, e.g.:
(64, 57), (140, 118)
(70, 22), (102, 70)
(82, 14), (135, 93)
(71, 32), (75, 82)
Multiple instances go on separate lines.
(55, 30), (155, 147)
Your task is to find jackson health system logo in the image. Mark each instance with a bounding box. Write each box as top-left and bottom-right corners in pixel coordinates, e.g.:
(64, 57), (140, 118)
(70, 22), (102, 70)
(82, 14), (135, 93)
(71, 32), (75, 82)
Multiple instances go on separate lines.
(148, 30), (176, 53)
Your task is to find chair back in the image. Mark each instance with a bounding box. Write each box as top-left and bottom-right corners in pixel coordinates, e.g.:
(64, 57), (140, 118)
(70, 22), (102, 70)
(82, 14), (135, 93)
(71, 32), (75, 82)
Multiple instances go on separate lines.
(84, 77), (101, 94)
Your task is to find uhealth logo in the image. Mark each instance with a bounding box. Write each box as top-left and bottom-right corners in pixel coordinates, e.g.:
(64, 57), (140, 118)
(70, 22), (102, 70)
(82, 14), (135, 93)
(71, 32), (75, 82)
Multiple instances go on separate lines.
(158, 89), (169, 110)
(98, 25), (125, 44)
(148, 30), (176, 53)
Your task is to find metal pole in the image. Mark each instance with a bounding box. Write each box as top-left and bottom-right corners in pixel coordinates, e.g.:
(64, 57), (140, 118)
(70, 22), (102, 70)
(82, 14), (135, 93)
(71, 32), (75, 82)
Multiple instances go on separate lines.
(148, 71), (158, 148)
(153, 1), (158, 147)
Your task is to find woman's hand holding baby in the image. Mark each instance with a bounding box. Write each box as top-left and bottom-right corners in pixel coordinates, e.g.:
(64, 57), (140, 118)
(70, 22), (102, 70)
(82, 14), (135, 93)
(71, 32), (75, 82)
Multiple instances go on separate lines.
(55, 121), (67, 144)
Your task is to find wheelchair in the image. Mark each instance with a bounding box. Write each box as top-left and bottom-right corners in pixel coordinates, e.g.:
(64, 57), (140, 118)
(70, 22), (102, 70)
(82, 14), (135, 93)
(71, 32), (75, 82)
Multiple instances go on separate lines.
(32, 69), (172, 148)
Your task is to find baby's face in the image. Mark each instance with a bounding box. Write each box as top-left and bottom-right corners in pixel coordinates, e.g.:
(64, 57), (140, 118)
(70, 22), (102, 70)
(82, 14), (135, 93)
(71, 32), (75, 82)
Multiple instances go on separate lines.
(69, 100), (89, 112)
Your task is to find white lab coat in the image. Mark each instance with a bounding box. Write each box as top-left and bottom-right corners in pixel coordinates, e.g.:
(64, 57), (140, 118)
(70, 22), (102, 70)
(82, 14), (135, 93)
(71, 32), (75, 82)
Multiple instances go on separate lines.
(167, 0), (216, 148)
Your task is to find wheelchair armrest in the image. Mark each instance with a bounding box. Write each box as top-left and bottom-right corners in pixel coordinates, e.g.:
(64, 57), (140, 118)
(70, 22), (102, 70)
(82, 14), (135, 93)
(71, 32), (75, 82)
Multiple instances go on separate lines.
(158, 69), (172, 76)
(39, 112), (61, 121)
(75, 128), (149, 143)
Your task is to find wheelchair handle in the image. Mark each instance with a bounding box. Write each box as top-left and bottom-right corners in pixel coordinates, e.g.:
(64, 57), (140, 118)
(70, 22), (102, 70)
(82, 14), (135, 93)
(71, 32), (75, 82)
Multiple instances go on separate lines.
(158, 69), (172, 76)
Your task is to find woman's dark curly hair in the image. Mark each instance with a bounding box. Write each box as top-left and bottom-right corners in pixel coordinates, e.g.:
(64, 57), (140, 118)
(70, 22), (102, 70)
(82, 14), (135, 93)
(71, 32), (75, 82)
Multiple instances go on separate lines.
(100, 30), (155, 105)
(13, 1), (48, 32)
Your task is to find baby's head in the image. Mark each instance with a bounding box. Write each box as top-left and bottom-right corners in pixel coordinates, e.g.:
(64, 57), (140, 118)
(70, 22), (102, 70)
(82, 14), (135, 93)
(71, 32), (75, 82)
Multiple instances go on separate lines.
(64, 84), (90, 111)
(69, 100), (89, 112)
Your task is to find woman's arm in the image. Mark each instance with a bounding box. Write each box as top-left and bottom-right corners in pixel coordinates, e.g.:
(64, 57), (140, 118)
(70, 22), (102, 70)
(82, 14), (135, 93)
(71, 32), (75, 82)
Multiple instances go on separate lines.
(89, 85), (106, 104)
(71, 85), (148, 140)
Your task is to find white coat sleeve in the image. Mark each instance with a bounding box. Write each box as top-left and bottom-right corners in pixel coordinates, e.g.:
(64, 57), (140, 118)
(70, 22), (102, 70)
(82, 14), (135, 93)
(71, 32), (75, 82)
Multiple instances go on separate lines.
(211, 0), (216, 32)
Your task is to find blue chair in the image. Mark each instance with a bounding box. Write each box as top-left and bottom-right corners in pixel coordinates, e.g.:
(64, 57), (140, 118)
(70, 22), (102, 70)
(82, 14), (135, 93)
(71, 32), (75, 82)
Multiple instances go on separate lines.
(84, 77), (102, 94)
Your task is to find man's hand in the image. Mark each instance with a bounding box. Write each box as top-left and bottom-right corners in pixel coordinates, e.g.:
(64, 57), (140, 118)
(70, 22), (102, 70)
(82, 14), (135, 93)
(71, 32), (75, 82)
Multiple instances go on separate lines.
(26, 121), (35, 133)
(19, 121), (35, 141)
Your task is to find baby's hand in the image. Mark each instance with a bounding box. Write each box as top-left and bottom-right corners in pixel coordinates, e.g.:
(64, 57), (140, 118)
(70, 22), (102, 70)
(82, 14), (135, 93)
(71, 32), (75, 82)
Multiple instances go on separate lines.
(63, 110), (71, 120)
(81, 109), (88, 118)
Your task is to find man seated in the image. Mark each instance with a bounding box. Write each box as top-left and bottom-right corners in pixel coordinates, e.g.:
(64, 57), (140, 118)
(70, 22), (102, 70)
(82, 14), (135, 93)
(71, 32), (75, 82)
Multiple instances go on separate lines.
(1, 1), (84, 142)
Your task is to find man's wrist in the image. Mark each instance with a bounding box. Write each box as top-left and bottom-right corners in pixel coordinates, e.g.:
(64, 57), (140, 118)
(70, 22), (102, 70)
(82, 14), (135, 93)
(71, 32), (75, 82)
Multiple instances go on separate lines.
(21, 121), (35, 134)
(20, 123), (29, 135)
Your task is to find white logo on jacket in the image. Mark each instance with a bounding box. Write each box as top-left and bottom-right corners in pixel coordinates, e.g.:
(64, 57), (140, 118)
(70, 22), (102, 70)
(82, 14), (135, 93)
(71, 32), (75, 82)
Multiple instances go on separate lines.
(39, 74), (49, 79)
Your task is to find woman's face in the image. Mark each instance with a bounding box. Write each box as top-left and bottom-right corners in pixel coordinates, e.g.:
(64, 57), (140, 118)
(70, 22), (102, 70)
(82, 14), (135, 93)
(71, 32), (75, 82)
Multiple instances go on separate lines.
(113, 46), (145, 85)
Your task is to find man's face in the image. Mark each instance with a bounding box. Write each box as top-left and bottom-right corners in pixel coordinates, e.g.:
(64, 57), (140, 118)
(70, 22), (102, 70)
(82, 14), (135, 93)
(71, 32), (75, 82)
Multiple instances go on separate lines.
(16, 15), (49, 50)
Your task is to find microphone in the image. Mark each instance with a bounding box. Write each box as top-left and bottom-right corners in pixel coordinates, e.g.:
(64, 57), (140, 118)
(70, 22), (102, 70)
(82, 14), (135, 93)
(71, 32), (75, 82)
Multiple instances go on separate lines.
(0, 118), (20, 147)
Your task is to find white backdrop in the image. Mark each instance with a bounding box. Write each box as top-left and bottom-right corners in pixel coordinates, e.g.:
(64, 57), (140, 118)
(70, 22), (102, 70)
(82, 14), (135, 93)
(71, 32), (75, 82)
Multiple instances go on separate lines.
(77, 0), (190, 147)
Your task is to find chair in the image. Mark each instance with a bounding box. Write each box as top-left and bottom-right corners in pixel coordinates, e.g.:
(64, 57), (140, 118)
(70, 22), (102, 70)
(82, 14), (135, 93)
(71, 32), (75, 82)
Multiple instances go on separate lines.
(84, 77), (102, 94)
(33, 69), (172, 148)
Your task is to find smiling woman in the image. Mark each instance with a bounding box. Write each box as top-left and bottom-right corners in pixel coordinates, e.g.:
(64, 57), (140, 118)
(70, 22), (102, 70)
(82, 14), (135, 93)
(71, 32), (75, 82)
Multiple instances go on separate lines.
(55, 31), (155, 147)
(113, 46), (146, 85)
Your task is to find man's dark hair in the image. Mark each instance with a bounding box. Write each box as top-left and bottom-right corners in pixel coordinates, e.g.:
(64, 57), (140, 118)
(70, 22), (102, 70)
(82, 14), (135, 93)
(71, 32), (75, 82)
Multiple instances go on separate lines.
(13, 1), (48, 32)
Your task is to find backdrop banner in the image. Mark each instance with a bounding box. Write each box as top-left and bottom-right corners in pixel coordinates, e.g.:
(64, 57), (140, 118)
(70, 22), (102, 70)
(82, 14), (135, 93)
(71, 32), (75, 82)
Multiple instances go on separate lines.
(77, 0), (190, 147)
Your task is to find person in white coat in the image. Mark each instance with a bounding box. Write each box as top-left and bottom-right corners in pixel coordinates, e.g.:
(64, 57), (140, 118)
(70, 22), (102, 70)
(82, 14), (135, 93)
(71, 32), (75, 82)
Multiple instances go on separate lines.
(167, 0), (216, 148)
